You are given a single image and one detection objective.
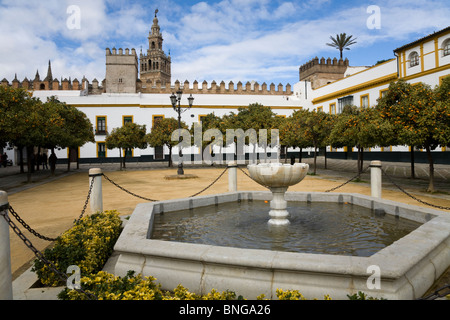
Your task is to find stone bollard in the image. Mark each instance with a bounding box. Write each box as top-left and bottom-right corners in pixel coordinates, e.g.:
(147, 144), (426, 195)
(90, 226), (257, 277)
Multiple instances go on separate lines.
(370, 160), (382, 198)
(0, 191), (13, 300)
(228, 161), (238, 192)
(89, 168), (103, 214)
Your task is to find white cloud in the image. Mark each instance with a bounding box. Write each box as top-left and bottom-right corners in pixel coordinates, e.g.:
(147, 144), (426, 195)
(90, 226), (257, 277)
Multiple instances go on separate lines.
(0, 0), (449, 87)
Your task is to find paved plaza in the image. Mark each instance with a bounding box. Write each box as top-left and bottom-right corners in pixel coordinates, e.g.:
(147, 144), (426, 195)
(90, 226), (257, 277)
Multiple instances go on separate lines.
(1, 157), (449, 299)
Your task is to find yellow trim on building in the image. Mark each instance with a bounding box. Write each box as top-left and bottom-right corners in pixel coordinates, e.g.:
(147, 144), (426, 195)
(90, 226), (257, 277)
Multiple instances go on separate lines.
(312, 73), (397, 104)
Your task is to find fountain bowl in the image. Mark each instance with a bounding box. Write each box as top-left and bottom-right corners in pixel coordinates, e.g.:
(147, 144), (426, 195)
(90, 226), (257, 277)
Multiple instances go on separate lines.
(247, 163), (309, 225)
(247, 163), (309, 188)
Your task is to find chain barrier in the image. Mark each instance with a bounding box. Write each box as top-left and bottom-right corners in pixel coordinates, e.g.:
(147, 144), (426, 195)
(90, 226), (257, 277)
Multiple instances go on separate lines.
(8, 206), (58, 242)
(381, 168), (450, 211)
(102, 173), (159, 202)
(237, 166), (270, 189)
(77, 175), (95, 221)
(0, 207), (97, 300)
(419, 284), (450, 300)
(325, 166), (370, 193)
(189, 167), (229, 198)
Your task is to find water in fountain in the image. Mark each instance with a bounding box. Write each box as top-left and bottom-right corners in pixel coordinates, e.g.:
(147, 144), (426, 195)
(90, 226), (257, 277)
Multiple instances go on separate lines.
(151, 200), (421, 257)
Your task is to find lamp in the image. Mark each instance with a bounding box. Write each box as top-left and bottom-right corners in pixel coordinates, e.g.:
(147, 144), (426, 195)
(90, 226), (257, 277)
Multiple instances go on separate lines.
(169, 91), (194, 175)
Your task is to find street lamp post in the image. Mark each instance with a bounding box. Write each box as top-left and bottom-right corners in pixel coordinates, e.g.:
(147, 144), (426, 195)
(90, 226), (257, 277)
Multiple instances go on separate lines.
(170, 90), (194, 175)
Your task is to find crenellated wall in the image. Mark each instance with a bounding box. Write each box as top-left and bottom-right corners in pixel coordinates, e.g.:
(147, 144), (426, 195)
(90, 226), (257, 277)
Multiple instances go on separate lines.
(300, 57), (349, 89)
(139, 79), (292, 95)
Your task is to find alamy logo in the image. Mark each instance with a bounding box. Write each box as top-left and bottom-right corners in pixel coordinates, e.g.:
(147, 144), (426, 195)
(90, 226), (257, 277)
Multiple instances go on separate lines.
(367, 265), (381, 290)
(367, 5), (381, 30)
(171, 125), (280, 165)
(67, 5), (81, 30)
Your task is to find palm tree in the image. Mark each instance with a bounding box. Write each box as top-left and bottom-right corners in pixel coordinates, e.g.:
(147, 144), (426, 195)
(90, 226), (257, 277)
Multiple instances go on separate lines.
(326, 33), (357, 59)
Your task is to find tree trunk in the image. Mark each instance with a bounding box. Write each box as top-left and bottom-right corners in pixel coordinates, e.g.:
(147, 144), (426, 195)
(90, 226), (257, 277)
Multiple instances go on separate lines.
(19, 147), (24, 173)
(35, 147), (40, 172)
(299, 148), (302, 163)
(357, 147), (364, 175)
(119, 149), (123, 170)
(168, 146), (173, 168)
(410, 147), (415, 179)
(26, 146), (33, 183)
(324, 148), (327, 170)
(313, 146), (318, 175)
(123, 148), (127, 169)
(425, 145), (435, 193)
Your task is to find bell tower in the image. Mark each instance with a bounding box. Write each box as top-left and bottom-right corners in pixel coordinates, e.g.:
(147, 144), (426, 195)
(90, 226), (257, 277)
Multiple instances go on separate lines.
(140, 9), (171, 90)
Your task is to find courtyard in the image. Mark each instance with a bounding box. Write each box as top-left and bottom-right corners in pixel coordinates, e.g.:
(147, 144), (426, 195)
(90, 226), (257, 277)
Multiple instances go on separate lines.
(1, 157), (450, 299)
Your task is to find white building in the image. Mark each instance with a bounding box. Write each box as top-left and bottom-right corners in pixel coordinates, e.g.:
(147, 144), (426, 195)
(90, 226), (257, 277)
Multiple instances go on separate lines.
(3, 23), (449, 166)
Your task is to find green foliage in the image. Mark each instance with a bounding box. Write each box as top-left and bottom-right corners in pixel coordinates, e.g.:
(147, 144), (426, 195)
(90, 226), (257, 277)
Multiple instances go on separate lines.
(58, 271), (240, 300)
(347, 291), (385, 300)
(326, 33), (357, 59)
(32, 211), (122, 287)
(376, 78), (450, 191)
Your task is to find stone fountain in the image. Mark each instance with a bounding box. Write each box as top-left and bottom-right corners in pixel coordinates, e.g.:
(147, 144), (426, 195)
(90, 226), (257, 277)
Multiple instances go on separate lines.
(247, 163), (309, 225)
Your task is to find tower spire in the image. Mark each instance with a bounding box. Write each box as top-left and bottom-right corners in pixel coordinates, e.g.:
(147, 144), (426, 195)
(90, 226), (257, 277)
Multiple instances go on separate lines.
(45, 60), (53, 82)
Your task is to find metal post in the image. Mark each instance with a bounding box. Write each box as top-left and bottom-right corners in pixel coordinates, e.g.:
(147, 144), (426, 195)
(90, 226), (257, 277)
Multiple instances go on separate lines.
(370, 160), (382, 198)
(89, 168), (103, 214)
(0, 191), (13, 300)
(228, 161), (237, 192)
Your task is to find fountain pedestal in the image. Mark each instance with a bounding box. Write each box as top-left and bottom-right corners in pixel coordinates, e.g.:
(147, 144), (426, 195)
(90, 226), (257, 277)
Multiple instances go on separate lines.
(247, 163), (309, 226)
(268, 187), (290, 225)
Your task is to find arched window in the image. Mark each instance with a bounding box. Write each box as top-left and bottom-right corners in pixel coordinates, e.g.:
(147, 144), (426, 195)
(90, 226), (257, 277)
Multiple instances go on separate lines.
(409, 51), (419, 67)
(151, 42), (155, 49)
(443, 38), (450, 56)
(40, 83), (46, 90)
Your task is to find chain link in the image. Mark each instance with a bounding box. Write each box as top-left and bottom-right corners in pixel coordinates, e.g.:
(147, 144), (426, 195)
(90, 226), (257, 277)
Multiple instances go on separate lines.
(419, 284), (450, 300)
(325, 166), (370, 193)
(189, 167), (228, 197)
(77, 175), (95, 221)
(238, 166), (270, 189)
(102, 173), (159, 202)
(0, 209), (97, 300)
(381, 168), (450, 211)
(8, 205), (58, 241)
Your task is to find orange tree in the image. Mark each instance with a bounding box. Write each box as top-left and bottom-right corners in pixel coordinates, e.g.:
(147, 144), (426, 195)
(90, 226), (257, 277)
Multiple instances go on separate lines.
(43, 97), (94, 172)
(279, 110), (310, 163)
(106, 122), (148, 169)
(147, 117), (188, 167)
(377, 78), (450, 192)
(303, 109), (335, 174)
(329, 105), (394, 175)
(0, 87), (64, 181)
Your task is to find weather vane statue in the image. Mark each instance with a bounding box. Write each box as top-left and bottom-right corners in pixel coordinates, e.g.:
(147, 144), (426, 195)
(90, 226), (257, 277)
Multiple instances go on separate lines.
(155, 9), (159, 18)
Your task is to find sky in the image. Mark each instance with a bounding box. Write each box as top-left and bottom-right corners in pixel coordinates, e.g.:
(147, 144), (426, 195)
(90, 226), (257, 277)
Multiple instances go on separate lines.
(0, 0), (449, 87)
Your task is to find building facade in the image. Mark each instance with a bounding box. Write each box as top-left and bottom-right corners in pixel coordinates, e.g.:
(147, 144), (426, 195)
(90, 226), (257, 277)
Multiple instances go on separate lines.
(1, 18), (449, 165)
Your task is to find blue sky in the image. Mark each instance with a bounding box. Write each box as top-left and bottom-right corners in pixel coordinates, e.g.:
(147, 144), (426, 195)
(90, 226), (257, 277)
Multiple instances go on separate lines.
(0, 0), (449, 87)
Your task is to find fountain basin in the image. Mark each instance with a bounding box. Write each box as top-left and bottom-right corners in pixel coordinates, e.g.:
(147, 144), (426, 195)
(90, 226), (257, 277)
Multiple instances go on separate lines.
(113, 192), (450, 300)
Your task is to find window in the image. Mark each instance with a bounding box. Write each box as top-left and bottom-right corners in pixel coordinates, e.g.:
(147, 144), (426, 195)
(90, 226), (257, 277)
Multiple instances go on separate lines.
(97, 142), (106, 158)
(96, 116), (107, 135)
(444, 39), (450, 56)
(330, 103), (336, 115)
(123, 116), (133, 125)
(409, 51), (419, 67)
(337, 96), (353, 113)
(360, 94), (369, 108)
(317, 106), (323, 112)
(152, 115), (164, 127)
(380, 89), (388, 98)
